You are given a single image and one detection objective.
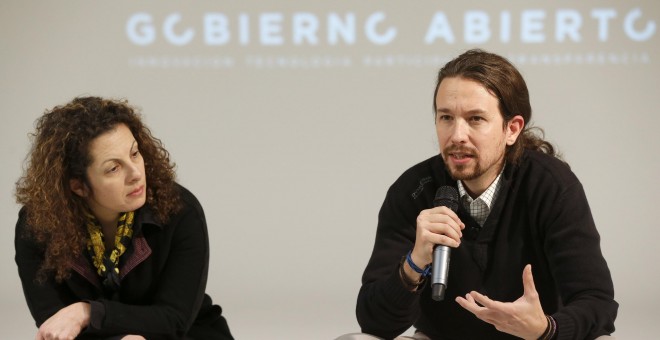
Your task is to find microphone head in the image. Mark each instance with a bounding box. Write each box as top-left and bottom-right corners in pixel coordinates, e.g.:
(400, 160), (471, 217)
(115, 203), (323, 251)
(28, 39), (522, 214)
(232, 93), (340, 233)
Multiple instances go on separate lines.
(433, 186), (459, 212)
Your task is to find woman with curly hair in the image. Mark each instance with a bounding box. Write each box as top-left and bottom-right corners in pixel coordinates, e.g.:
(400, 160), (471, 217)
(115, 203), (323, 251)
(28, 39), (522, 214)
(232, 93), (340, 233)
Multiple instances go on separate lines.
(15, 96), (233, 340)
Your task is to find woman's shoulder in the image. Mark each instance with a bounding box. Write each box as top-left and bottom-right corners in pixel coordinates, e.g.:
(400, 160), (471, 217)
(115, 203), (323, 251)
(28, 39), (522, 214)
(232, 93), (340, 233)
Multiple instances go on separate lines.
(138, 183), (204, 228)
(171, 183), (207, 223)
(174, 183), (202, 209)
(15, 206), (30, 237)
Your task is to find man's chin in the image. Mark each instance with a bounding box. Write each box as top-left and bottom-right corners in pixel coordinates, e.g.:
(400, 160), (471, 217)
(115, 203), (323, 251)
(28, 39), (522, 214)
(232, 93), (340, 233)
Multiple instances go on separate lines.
(446, 166), (477, 181)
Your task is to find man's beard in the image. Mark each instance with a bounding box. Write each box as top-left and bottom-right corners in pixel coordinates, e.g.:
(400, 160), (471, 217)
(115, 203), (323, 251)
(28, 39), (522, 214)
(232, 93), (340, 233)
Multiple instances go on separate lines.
(442, 145), (506, 182)
(445, 162), (482, 181)
(442, 146), (482, 181)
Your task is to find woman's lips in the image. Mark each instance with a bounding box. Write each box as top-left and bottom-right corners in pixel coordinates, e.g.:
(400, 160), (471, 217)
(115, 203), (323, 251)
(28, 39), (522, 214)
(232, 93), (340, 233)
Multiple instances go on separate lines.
(128, 185), (144, 196)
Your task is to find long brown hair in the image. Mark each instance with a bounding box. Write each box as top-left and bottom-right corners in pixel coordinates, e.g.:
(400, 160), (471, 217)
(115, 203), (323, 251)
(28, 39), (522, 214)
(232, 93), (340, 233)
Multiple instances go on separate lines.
(15, 97), (181, 282)
(433, 49), (559, 164)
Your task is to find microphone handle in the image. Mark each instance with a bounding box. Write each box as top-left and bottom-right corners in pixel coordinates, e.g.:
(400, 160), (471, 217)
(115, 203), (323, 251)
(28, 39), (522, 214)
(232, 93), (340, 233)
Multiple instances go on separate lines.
(431, 245), (451, 301)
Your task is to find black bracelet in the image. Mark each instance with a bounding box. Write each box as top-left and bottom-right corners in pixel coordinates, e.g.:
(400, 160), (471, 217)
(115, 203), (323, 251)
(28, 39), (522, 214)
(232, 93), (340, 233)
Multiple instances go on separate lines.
(537, 315), (557, 340)
(547, 315), (557, 339)
(399, 256), (425, 291)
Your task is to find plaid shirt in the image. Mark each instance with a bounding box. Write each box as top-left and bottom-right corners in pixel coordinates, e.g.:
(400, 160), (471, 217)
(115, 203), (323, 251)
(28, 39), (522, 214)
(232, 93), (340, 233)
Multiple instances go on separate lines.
(457, 168), (504, 227)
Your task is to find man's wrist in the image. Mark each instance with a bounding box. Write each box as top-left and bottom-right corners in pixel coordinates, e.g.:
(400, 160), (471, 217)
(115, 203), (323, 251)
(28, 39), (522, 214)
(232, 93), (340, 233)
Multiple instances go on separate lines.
(536, 315), (557, 340)
(399, 256), (425, 291)
(406, 250), (431, 277)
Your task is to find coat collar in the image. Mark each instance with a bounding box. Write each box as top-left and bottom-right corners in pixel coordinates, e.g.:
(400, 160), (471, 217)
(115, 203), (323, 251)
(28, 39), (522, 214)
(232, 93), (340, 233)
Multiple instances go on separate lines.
(71, 205), (160, 288)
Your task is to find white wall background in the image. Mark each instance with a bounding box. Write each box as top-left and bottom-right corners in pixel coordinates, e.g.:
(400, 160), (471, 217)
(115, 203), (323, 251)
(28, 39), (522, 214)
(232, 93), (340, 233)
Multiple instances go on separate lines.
(1, 1), (658, 339)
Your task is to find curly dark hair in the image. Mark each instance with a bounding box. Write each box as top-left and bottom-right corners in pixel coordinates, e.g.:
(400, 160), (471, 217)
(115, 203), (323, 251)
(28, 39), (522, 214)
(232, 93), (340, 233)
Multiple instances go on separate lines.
(15, 96), (182, 282)
(433, 49), (560, 165)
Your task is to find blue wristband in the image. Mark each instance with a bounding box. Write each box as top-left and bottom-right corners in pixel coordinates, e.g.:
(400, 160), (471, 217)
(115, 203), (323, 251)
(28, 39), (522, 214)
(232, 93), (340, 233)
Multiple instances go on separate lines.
(406, 250), (431, 277)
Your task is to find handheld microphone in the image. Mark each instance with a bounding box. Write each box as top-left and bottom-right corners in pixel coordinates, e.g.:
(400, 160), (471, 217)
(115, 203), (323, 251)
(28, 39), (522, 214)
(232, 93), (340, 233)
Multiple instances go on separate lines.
(431, 186), (459, 301)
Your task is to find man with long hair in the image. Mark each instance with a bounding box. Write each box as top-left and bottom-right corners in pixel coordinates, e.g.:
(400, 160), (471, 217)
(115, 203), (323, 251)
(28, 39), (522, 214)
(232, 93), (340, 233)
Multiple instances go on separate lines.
(354, 50), (617, 339)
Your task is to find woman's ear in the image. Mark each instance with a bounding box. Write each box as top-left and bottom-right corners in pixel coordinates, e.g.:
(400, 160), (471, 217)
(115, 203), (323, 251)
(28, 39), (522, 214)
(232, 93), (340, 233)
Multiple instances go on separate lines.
(70, 178), (88, 197)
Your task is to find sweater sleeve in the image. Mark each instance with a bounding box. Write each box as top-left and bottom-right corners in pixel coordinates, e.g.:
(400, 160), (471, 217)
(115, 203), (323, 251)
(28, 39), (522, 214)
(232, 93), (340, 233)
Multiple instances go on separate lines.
(14, 208), (72, 327)
(543, 181), (618, 340)
(356, 182), (423, 338)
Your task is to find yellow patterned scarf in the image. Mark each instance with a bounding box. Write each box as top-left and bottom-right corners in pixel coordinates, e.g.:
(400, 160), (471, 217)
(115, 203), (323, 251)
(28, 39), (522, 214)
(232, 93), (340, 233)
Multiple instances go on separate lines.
(86, 211), (134, 293)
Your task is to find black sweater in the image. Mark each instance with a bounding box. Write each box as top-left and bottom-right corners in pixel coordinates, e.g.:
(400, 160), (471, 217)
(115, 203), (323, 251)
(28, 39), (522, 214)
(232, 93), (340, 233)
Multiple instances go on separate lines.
(357, 151), (617, 340)
(15, 185), (233, 340)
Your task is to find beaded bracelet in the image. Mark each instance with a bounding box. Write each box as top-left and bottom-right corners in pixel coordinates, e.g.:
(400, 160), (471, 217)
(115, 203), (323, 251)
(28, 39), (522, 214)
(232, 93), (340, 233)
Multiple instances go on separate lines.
(406, 250), (431, 277)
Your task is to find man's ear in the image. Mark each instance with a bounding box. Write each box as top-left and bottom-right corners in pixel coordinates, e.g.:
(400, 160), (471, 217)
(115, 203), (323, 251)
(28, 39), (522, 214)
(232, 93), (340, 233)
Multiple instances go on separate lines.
(506, 115), (525, 146)
(70, 178), (88, 197)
